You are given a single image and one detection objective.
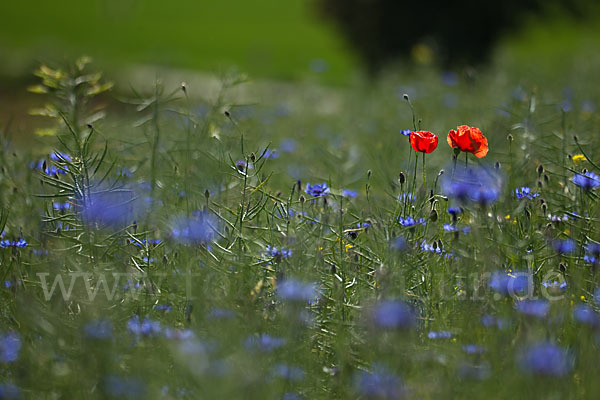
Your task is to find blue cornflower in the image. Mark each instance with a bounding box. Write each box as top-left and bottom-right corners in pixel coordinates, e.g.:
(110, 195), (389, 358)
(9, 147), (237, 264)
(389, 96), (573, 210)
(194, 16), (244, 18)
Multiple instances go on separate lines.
(342, 189), (358, 198)
(489, 271), (530, 296)
(420, 241), (443, 255)
(372, 300), (415, 330)
(443, 224), (457, 232)
(52, 202), (72, 212)
(398, 192), (415, 203)
(208, 308), (236, 320)
(81, 187), (140, 229)
(131, 239), (161, 248)
(572, 171), (600, 190)
(244, 334), (286, 353)
(548, 214), (569, 222)
(442, 71), (459, 86)
(163, 327), (195, 341)
(153, 304), (172, 312)
(398, 216), (425, 227)
(104, 376), (146, 398)
(235, 160), (253, 173)
(584, 243), (600, 265)
(171, 211), (218, 245)
(263, 149), (279, 159)
(515, 186), (539, 200)
(573, 304), (599, 326)
(391, 236), (407, 251)
(280, 139), (297, 153)
(552, 239), (576, 254)
(277, 279), (319, 302)
(428, 331), (453, 339)
(462, 345), (486, 355)
(447, 207), (462, 216)
(442, 166), (503, 205)
(354, 363), (404, 399)
(50, 152), (72, 163)
(542, 280), (567, 293)
(271, 364), (305, 381)
(0, 239), (27, 248)
(304, 182), (330, 198)
(518, 343), (573, 376)
(33, 152), (72, 176)
(84, 319), (113, 340)
(595, 288), (600, 305)
(515, 299), (550, 318)
(0, 332), (21, 363)
(481, 315), (510, 330)
(400, 129), (412, 136)
(127, 315), (162, 337)
(265, 245), (292, 261)
(0, 382), (20, 399)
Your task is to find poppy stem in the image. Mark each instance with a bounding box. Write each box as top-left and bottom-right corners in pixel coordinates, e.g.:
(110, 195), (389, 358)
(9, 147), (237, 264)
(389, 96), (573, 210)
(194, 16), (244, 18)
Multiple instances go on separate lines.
(422, 152), (426, 190)
(465, 152), (468, 169)
(411, 152), (418, 204)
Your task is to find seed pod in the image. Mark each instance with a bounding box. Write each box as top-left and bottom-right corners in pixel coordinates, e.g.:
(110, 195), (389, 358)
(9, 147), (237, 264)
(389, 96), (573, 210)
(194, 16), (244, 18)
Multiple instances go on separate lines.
(537, 164), (544, 176)
(429, 209), (438, 222)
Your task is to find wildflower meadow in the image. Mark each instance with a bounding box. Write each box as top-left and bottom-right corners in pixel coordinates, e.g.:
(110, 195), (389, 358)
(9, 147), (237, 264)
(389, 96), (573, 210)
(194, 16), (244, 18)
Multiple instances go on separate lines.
(1, 54), (600, 399)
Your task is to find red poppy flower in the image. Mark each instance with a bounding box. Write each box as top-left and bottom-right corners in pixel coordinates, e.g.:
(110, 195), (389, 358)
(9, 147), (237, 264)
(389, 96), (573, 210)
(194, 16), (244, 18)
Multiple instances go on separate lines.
(409, 131), (438, 153)
(447, 125), (488, 158)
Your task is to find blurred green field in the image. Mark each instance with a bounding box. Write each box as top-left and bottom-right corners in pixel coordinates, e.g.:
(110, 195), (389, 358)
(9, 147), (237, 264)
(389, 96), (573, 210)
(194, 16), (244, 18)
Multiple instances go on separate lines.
(0, 0), (356, 84)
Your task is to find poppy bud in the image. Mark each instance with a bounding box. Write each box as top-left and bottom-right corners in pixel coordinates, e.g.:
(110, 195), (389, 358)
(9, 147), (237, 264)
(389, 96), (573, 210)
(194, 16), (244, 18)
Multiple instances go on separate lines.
(544, 174), (550, 183)
(507, 134), (513, 142)
(204, 189), (210, 200)
(438, 169), (444, 176)
(250, 152), (256, 162)
(399, 172), (406, 184)
(537, 164), (544, 177)
(367, 169), (372, 178)
(559, 263), (567, 273)
(429, 209), (438, 222)
(181, 82), (187, 92)
(403, 93), (409, 101)
(224, 110), (230, 117)
(300, 195), (305, 203)
(495, 161), (500, 169)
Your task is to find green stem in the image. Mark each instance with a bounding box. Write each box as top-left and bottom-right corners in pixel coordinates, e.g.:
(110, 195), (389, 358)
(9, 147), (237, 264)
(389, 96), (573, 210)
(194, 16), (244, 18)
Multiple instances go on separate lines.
(422, 152), (426, 190)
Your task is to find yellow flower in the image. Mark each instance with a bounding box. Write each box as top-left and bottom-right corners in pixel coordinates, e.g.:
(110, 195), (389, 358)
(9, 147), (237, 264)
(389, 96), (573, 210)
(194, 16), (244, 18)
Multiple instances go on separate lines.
(573, 154), (587, 165)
